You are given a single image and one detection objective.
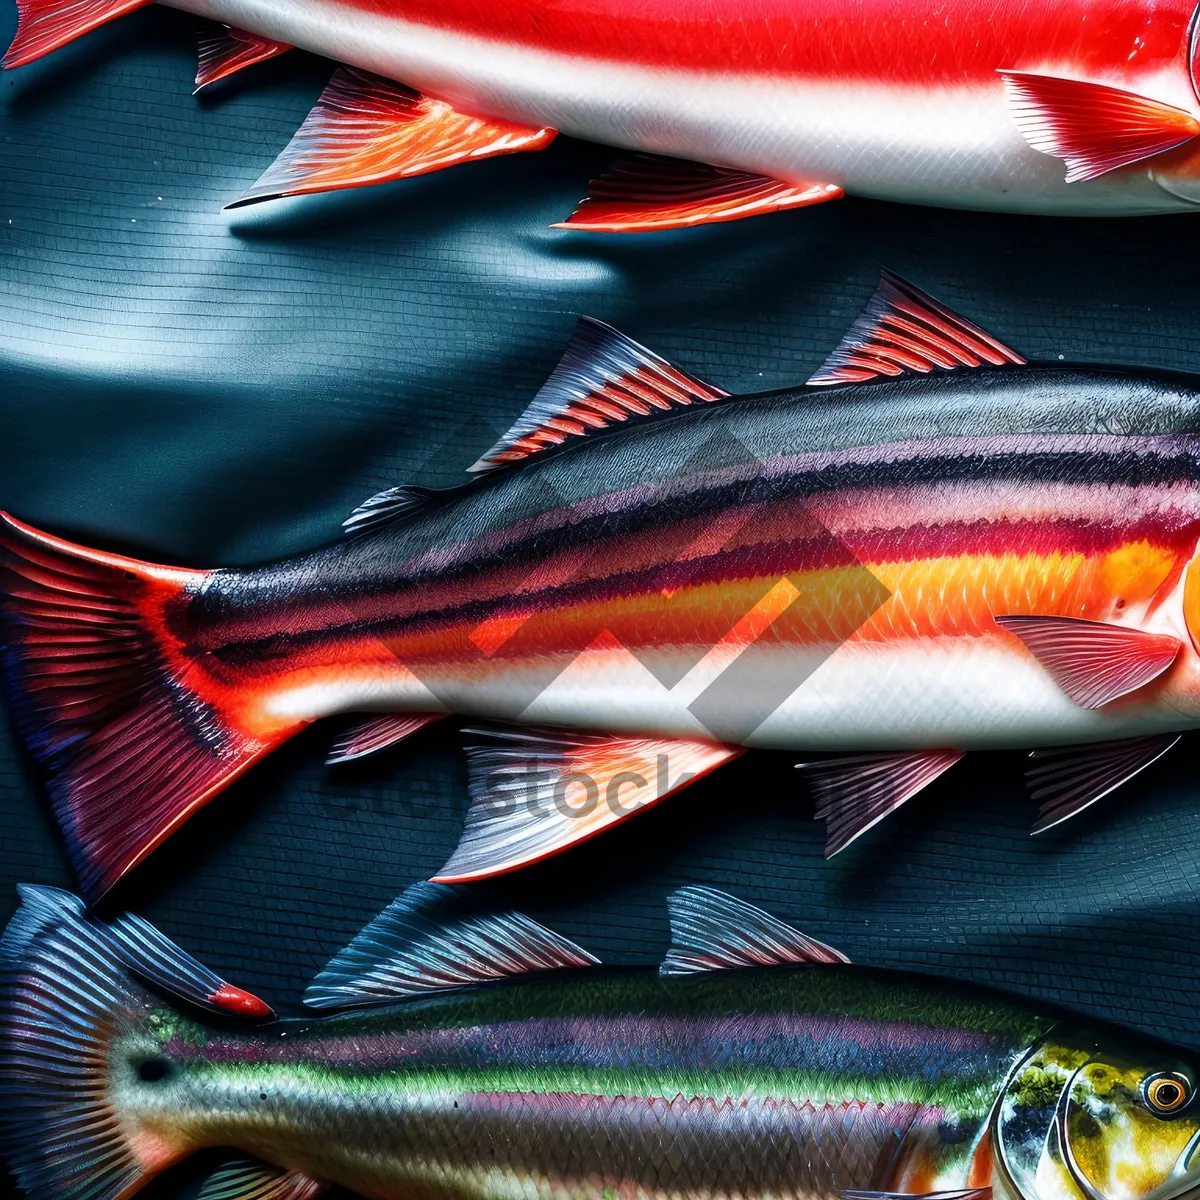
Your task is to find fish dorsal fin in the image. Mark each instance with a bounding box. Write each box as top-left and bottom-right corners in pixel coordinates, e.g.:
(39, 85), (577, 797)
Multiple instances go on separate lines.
(807, 270), (1025, 387)
(343, 484), (438, 535)
(660, 886), (848, 977)
(467, 318), (730, 473)
(304, 881), (598, 1009)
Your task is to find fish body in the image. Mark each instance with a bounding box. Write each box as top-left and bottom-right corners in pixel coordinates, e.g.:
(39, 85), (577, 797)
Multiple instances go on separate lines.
(183, 363), (1200, 752)
(10, 0), (1200, 219)
(7, 884), (1200, 1200)
(8, 273), (1200, 895)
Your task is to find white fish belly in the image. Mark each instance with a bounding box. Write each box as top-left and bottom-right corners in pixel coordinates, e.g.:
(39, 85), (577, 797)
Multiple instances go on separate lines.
(167, 0), (1198, 216)
(262, 638), (1198, 750)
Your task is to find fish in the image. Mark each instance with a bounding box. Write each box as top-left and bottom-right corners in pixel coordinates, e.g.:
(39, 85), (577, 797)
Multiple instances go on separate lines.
(9, 0), (1200, 226)
(6, 270), (1200, 901)
(5, 880), (1200, 1200)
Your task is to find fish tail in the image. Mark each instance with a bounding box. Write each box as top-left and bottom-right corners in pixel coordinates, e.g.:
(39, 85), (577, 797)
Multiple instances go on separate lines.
(0, 886), (198, 1200)
(0, 513), (292, 902)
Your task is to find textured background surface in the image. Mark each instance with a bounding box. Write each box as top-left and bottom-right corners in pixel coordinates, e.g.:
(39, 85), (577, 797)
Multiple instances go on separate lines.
(5, 11), (1200, 1189)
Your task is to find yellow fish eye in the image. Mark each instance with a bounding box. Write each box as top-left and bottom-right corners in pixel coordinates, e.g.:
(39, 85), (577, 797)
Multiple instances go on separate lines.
(1143, 1072), (1193, 1115)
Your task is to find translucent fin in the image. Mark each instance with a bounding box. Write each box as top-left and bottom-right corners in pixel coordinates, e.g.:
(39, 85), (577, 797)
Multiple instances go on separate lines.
(326, 713), (446, 765)
(807, 270), (1025, 386)
(1001, 71), (1200, 183)
(304, 881), (597, 1009)
(994, 615), (1181, 709)
(230, 68), (556, 207)
(197, 1159), (324, 1200)
(1027, 734), (1180, 833)
(431, 726), (743, 882)
(0, 512), (298, 902)
(343, 484), (438, 535)
(468, 317), (729, 473)
(798, 749), (965, 857)
(553, 153), (843, 232)
(2, 0), (149, 69)
(195, 24), (291, 92)
(661, 885), (847, 976)
(0, 885), (265, 1200)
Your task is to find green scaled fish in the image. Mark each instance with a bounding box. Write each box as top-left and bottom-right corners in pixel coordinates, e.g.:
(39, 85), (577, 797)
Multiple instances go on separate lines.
(4, 882), (1200, 1200)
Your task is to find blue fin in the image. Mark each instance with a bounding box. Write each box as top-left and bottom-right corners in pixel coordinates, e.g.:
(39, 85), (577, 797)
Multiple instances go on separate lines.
(305, 881), (598, 1009)
(661, 886), (848, 976)
(197, 1159), (324, 1200)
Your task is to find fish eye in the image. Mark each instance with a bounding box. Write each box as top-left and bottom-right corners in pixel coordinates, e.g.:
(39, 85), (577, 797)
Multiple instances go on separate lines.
(1143, 1072), (1192, 1115)
(136, 1056), (171, 1083)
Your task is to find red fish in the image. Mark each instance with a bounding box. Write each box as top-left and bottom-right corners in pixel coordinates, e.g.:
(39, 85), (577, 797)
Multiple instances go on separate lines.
(9, 0), (1200, 226)
(4, 272), (1200, 902)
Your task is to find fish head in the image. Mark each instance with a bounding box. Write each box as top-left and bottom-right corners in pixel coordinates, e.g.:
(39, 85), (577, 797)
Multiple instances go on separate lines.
(996, 1028), (1200, 1200)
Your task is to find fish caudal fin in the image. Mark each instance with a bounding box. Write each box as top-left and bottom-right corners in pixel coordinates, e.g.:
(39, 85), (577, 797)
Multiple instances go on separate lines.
(0, 514), (295, 902)
(0, 885), (270, 1200)
(228, 68), (556, 208)
(3, 0), (150, 68)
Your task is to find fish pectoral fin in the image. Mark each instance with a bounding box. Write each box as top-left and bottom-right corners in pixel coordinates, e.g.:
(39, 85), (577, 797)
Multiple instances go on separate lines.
(3, 0), (150, 68)
(326, 712), (447, 765)
(430, 725), (744, 880)
(227, 67), (557, 208)
(553, 153), (842, 232)
(807, 269), (1026, 387)
(343, 483), (439, 535)
(1026, 734), (1180, 834)
(304, 881), (598, 1010)
(843, 1190), (992, 1200)
(1000, 71), (1200, 183)
(660, 886), (848, 976)
(468, 318), (730, 473)
(993, 615), (1181, 709)
(194, 24), (292, 93)
(197, 1159), (325, 1200)
(797, 750), (965, 857)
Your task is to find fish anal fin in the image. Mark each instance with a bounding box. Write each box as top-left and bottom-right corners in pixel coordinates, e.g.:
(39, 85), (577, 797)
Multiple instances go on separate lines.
(661, 885), (848, 976)
(195, 24), (292, 92)
(304, 881), (597, 1009)
(3, 0), (150, 68)
(1027, 733), (1180, 833)
(798, 749), (965, 857)
(431, 727), (743, 881)
(197, 1159), (325, 1200)
(994, 615), (1181, 709)
(229, 67), (556, 207)
(469, 317), (729, 473)
(326, 713), (446, 765)
(1001, 71), (1200, 183)
(808, 270), (1025, 387)
(553, 153), (843, 232)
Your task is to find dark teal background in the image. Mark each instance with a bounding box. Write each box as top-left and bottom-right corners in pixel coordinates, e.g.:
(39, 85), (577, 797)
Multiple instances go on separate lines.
(5, 13), (1200, 1191)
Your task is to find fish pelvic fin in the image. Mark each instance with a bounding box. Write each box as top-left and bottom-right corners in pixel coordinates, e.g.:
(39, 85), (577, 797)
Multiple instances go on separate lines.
(0, 513), (302, 902)
(553, 154), (843, 232)
(195, 24), (292, 93)
(196, 1159), (325, 1200)
(3, 0), (150, 68)
(0, 885), (268, 1200)
(228, 68), (556, 208)
(1000, 71), (1200, 183)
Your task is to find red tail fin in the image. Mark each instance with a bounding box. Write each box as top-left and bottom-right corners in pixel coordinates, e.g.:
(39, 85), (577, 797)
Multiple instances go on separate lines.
(0, 514), (295, 902)
(3, 0), (151, 69)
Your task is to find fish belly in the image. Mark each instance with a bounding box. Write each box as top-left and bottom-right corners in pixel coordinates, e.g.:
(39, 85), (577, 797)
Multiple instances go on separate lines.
(159, 0), (1195, 215)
